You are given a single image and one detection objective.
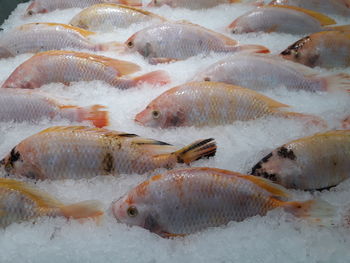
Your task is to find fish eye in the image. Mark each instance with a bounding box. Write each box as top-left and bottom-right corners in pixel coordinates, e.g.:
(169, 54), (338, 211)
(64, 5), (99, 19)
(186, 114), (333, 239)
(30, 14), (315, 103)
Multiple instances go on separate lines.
(152, 110), (160, 119)
(27, 10), (33, 16)
(204, 77), (210, 81)
(127, 206), (138, 217)
(127, 41), (134, 48)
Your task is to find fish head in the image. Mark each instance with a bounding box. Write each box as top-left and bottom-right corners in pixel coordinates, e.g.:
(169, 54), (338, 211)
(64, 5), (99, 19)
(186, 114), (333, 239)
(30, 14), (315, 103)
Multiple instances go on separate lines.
(1, 145), (44, 180)
(2, 74), (37, 89)
(135, 94), (186, 128)
(280, 36), (319, 67)
(125, 32), (156, 59)
(25, 1), (48, 16)
(227, 17), (252, 34)
(112, 186), (163, 234)
(251, 146), (301, 189)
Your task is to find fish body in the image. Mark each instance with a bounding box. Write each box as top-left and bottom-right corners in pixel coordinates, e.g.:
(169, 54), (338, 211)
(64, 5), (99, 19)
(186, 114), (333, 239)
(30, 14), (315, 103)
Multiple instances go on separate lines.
(269, 0), (350, 16)
(125, 21), (269, 63)
(0, 23), (111, 58)
(1, 126), (216, 180)
(192, 53), (350, 92)
(112, 167), (334, 236)
(228, 5), (335, 34)
(135, 81), (321, 128)
(0, 89), (108, 127)
(26, 0), (141, 16)
(148, 0), (239, 9)
(251, 130), (350, 190)
(0, 178), (102, 228)
(70, 4), (166, 31)
(1, 50), (167, 89)
(281, 31), (350, 69)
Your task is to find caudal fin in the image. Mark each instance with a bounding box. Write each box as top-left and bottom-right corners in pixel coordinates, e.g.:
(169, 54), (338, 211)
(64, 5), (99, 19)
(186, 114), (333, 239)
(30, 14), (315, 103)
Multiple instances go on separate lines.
(76, 105), (109, 128)
(60, 200), (103, 220)
(321, 73), (350, 93)
(133, 70), (171, 86)
(231, 44), (270, 54)
(275, 111), (328, 128)
(174, 138), (216, 164)
(96, 41), (125, 52)
(283, 199), (336, 227)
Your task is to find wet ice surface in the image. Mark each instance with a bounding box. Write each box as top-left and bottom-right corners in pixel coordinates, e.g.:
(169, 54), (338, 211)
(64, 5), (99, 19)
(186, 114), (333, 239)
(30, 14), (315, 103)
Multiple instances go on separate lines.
(0, 1), (350, 262)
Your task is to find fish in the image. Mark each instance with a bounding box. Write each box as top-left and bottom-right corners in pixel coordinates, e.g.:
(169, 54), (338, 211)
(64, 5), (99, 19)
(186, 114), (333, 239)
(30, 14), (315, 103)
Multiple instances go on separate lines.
(228, 5), (336, 34)
(124, 21), (269, 64)
(251, 130), (350, 190)
(135, 81), (326, 128)
(25, 0), (142, 16)
(112, 167), (337, 237)
(0, 178), (103, 228)
(0, 126), (216, 180)
(147, 0), (240, 9)
(1, 50), (170, 89)
(0, 89), (109, 128)
(281, 31), (350, 69)
(192, 53), (350, 93)
(70, 4), (166, 31)
(0, 23), (121, 58)
(269, 0), (350, 16)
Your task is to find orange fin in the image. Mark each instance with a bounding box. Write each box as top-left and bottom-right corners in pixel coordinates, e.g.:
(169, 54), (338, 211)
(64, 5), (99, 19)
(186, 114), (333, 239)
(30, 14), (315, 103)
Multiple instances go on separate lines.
(322, 73), (350, 93)
(60, 200), (103, 220)
(275, 111), (328, 128)
(0, 178), (63, 208)
(271, 5), (336, 26)
(118, 0), (142, 6)
(132, 138), (178, 155)
(173, 138), (216, 164)
(97, 41), (125, 52)
(324, 24), (350, 31)
(237, 175), (290, 199)
(75, 105), (109, 128)
(117, 4), (167, 20)
(19, 23), (96, 37)
(231, 44), (270, 54)
(133, 70), (171, 86)
(282, 198), (336, 226)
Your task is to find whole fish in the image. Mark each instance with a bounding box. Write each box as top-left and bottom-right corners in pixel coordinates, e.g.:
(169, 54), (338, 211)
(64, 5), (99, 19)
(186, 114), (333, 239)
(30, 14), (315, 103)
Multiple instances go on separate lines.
(70, 4), (166, 31)
(0, 178), (103, 228)
(269, 0), (350, 16)
(148, 0), (240, 9)
(0, 89), (109, 127)
(192, 53), (350, 92)
(0, 23), (119, 58)
(125, 21), (269, 64)
(26, 0), (141, 16)
(281, 31), (350, 69)
(251, 130), (350, 190)
(1, 51), (170, 89)
(135, 81), (325, 128)
(112, 167), (335, 237)
(0, 126), (216, 180)
(228, 5), (336, 34)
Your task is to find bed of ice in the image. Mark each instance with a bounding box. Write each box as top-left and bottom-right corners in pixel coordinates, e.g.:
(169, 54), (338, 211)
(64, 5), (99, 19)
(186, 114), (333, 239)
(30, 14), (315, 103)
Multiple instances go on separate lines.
(0, 1), (350, 262)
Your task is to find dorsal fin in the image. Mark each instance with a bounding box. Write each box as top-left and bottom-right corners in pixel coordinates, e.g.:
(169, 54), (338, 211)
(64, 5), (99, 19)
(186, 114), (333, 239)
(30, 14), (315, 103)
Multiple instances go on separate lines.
(176, 20), (238, 46)
(18, 23), (96, 37)
(0, 178), (63, 208)
(270, 5), (336, 26)
(34, 50), (141, 76)
(116, 4), (167, 20)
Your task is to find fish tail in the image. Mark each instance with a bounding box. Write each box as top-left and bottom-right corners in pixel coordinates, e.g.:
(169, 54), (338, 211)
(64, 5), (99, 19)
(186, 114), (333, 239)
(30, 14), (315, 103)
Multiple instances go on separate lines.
(174, 138), (216, 164)
(323, 24), (350, 31)
(275, 111), (328, 128)
(283, 199), (336, 227)
(60, 200), (103, 220)
(321, 73), (350, 93)
(61, 104), (109, 128)
(118, 0), (142, 6)
(228, 44), (270, 54)
(96, 41), (125, 52)
(133, 70), (171, 86)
